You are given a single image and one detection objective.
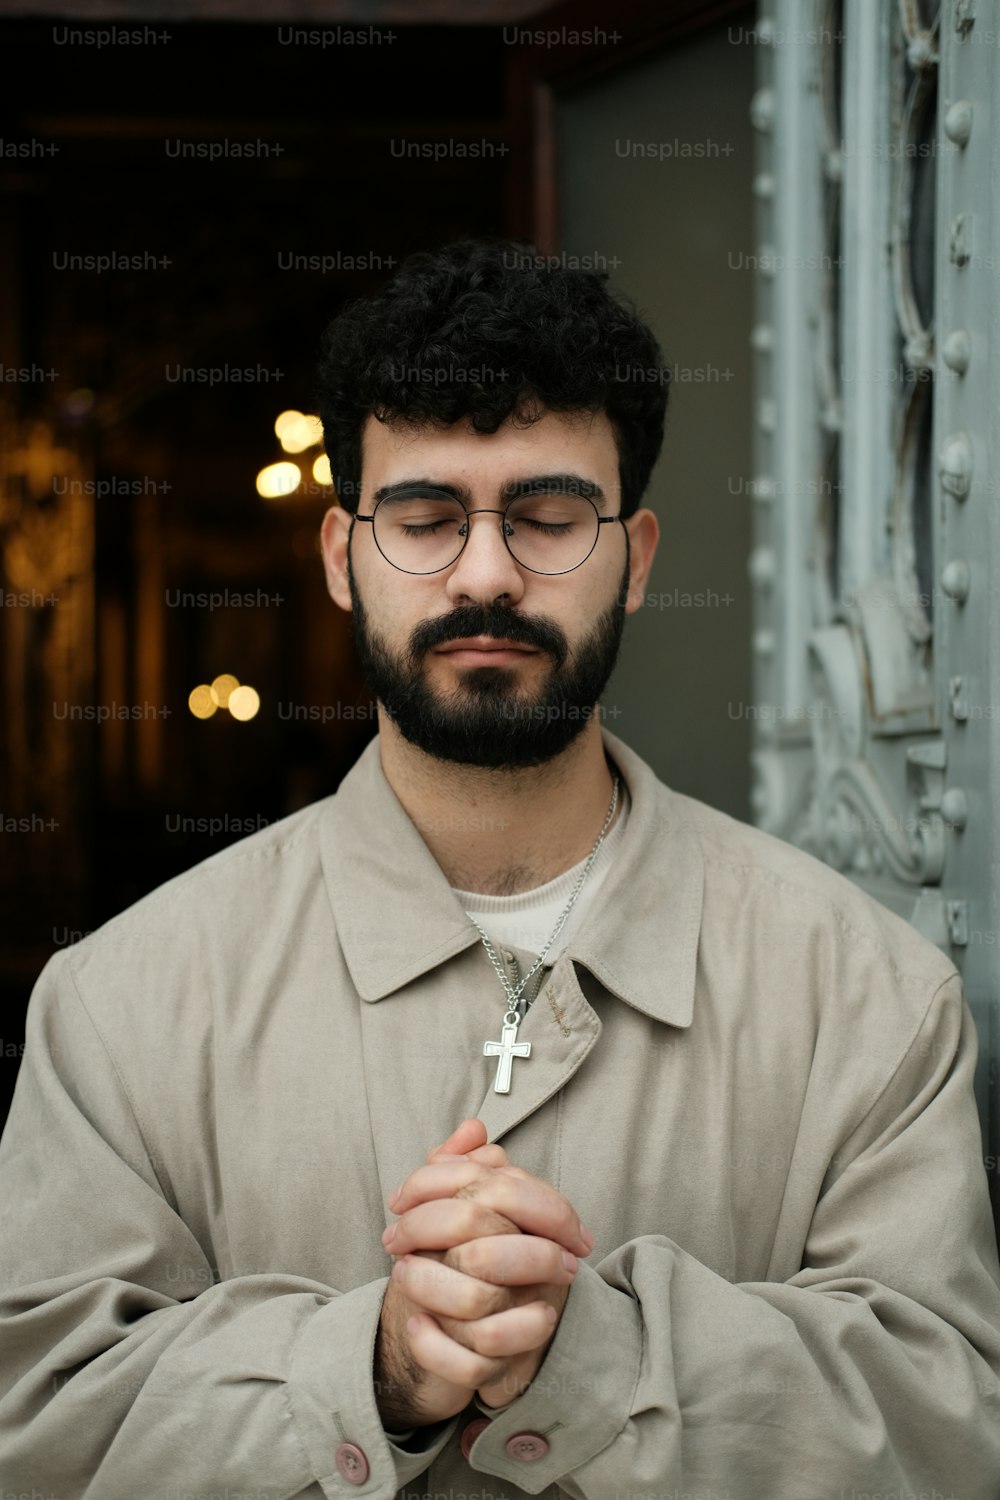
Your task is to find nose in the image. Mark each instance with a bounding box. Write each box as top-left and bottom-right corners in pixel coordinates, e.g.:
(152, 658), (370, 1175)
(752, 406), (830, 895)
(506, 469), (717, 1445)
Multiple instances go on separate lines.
(444, 508), (527, 607)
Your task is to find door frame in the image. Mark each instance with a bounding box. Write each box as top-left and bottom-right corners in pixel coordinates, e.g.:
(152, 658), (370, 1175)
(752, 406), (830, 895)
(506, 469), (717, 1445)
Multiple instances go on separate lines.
(502, 0), (755, 245)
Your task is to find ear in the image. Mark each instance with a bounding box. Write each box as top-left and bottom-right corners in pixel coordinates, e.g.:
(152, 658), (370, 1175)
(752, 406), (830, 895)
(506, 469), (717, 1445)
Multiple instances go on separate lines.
(319, 504), (354, 612)
(620, 507), (659, 614)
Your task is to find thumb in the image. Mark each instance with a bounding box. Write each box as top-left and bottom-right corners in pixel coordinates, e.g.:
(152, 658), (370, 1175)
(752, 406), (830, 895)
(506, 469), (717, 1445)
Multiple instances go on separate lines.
(463, 1143), (512, 1169)
(426, 1117), (488, 1163)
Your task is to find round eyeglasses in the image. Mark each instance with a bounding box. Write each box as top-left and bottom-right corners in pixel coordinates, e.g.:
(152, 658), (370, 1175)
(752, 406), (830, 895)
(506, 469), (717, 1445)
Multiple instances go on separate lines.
(353, 492), (621, 576)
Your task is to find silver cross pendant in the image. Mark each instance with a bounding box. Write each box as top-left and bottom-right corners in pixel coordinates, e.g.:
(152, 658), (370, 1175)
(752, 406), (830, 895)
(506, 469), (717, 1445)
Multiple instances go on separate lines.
(483, 1013), (531, 1094)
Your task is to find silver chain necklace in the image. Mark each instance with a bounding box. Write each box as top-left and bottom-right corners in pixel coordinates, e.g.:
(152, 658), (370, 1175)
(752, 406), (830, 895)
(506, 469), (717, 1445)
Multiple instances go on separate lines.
(473, 773), (620, 1093)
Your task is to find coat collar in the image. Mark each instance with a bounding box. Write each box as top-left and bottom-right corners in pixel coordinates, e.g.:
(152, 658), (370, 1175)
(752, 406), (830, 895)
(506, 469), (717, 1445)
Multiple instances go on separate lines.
(318, 728), (702, 1029)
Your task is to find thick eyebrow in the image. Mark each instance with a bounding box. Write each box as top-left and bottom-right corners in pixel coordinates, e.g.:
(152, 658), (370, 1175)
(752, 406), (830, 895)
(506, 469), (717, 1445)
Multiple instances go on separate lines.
(370, 473), (608, 510)
(502, 474), (607, 509)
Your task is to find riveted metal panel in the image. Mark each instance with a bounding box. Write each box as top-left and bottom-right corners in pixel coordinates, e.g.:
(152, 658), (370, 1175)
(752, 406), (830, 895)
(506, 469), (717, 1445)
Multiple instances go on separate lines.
(750, 0), (998, 1226)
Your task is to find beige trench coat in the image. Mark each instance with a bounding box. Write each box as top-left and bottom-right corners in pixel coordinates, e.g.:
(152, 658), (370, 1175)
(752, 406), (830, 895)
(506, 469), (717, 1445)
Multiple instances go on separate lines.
(1, 728), (999, 1499)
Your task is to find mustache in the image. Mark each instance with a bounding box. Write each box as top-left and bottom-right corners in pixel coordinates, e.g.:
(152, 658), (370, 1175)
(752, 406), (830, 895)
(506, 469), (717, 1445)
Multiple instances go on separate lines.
(409, 604), (569, 668)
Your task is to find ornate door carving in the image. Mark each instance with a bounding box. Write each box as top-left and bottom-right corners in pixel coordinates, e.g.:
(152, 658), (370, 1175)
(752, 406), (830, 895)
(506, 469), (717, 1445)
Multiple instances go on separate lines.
(749, 0), (998, 1223)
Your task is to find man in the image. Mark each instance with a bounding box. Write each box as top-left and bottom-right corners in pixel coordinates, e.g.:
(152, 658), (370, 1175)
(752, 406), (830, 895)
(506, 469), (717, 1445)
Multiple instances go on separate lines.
(1, 240), (998, 1499)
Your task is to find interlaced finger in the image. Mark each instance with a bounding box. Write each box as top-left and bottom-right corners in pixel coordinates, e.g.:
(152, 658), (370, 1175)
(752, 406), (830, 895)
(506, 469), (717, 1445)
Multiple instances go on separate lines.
(386, 1197), (520, 1256)
(463, 1143), (512, 1168)
(444, 1232), (578, 1286)
(403, 1313), (505, 1392)
(406, 1302), (556, 1385)
(391, 1163), (590, 1255)
(388, 1160), (490, 1211)
(391, 1253), (508, 1321)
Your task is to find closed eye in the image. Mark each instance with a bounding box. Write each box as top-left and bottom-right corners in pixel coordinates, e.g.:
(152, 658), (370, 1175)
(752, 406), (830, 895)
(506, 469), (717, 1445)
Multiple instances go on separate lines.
(399, 520), (455, 536)
(518, 519), (574, 535)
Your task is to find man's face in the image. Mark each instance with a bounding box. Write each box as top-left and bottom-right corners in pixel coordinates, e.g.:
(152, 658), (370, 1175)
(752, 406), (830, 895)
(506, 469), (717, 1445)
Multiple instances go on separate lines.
(342, 408), (634, 771)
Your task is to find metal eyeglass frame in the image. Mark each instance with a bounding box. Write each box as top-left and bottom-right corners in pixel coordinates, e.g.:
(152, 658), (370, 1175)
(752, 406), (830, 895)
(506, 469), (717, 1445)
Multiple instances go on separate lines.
(352, 495), (622, 576)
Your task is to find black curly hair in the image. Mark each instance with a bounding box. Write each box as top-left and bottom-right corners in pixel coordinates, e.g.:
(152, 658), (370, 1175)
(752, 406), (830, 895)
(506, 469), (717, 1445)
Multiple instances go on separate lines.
(313, 238), (669, 519)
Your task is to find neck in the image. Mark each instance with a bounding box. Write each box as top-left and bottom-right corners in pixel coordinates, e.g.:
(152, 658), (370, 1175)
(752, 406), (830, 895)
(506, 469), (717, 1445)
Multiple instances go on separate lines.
(377, 710), (619, 895)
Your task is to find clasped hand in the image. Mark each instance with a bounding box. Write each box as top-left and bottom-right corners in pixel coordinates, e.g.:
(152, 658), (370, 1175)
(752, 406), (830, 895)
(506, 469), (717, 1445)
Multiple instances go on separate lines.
(379, 1117), (593, 1418)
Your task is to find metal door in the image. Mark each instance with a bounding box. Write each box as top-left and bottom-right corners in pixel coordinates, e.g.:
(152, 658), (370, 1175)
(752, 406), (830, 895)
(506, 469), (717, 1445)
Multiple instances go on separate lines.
(748, 0), (999, 1226)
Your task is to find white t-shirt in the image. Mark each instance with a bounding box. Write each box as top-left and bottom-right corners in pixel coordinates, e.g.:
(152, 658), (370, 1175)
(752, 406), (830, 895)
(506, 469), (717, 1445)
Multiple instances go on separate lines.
(451, 780), (630, 964)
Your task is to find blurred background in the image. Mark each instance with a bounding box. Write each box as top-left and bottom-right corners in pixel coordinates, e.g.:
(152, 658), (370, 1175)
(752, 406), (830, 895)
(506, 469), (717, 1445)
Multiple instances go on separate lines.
(3, 0), (999, 1227)
(0, 0), (757, 1121)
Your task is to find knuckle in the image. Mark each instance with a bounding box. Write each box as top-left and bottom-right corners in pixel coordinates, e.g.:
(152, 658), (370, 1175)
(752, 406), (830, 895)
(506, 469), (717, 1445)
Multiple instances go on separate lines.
(438, 1314), (473, 1350)
(463, 1321), (496, 1356)
(471, 1354), (503, 1389)
(485, 1280), (514, 1315)
(485, 1208), (518, 1237)
(468, 1243), (504, 1284)
(408, 1258), (439, 1293)
(456, 1282), (487, 1319)
(460, 1199), (486, 1237)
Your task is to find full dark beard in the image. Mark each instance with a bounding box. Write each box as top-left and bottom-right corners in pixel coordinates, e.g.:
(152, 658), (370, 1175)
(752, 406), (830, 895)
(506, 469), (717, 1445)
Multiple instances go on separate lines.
(345, 543), (630, 770)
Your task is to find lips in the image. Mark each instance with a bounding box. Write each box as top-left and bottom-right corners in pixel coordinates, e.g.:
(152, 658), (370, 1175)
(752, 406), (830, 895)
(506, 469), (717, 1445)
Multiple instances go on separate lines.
(436, 637), (537, 654)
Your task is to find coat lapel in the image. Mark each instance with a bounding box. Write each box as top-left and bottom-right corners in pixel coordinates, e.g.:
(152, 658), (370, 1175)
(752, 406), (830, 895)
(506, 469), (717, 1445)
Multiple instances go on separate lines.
(318, 728), (703, 1186)
(472, 947), (603, 1145)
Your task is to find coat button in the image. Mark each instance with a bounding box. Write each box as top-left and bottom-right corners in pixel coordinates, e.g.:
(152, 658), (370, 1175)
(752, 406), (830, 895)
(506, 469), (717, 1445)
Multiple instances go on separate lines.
(504, 1431), (549, 1461)
(334, 1442), (369, 1484)
(460, 1417), (490, 1458)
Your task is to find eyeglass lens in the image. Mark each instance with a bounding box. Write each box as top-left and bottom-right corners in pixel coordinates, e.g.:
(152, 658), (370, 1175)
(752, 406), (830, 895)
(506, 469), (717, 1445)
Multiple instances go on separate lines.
(372, 493), (601, 574)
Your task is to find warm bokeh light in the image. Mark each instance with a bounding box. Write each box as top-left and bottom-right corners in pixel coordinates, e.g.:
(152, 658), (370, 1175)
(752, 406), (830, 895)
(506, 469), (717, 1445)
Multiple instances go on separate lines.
(188, 684), (218, 719)
(210, 673), (240, 709)
(274, 410), (323, 454)
(190, 676), (258, 720)
(274, 409), (305, 443)
(312, 453), (333, 486)
(228, 685), (261, 721)
(256, 461), (301, 499)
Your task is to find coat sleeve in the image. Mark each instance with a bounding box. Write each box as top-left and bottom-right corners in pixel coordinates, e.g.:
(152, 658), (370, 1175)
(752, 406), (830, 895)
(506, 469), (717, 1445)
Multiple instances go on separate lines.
(467, 972), (1000, 1499)
(0, 948), (460, 1499)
